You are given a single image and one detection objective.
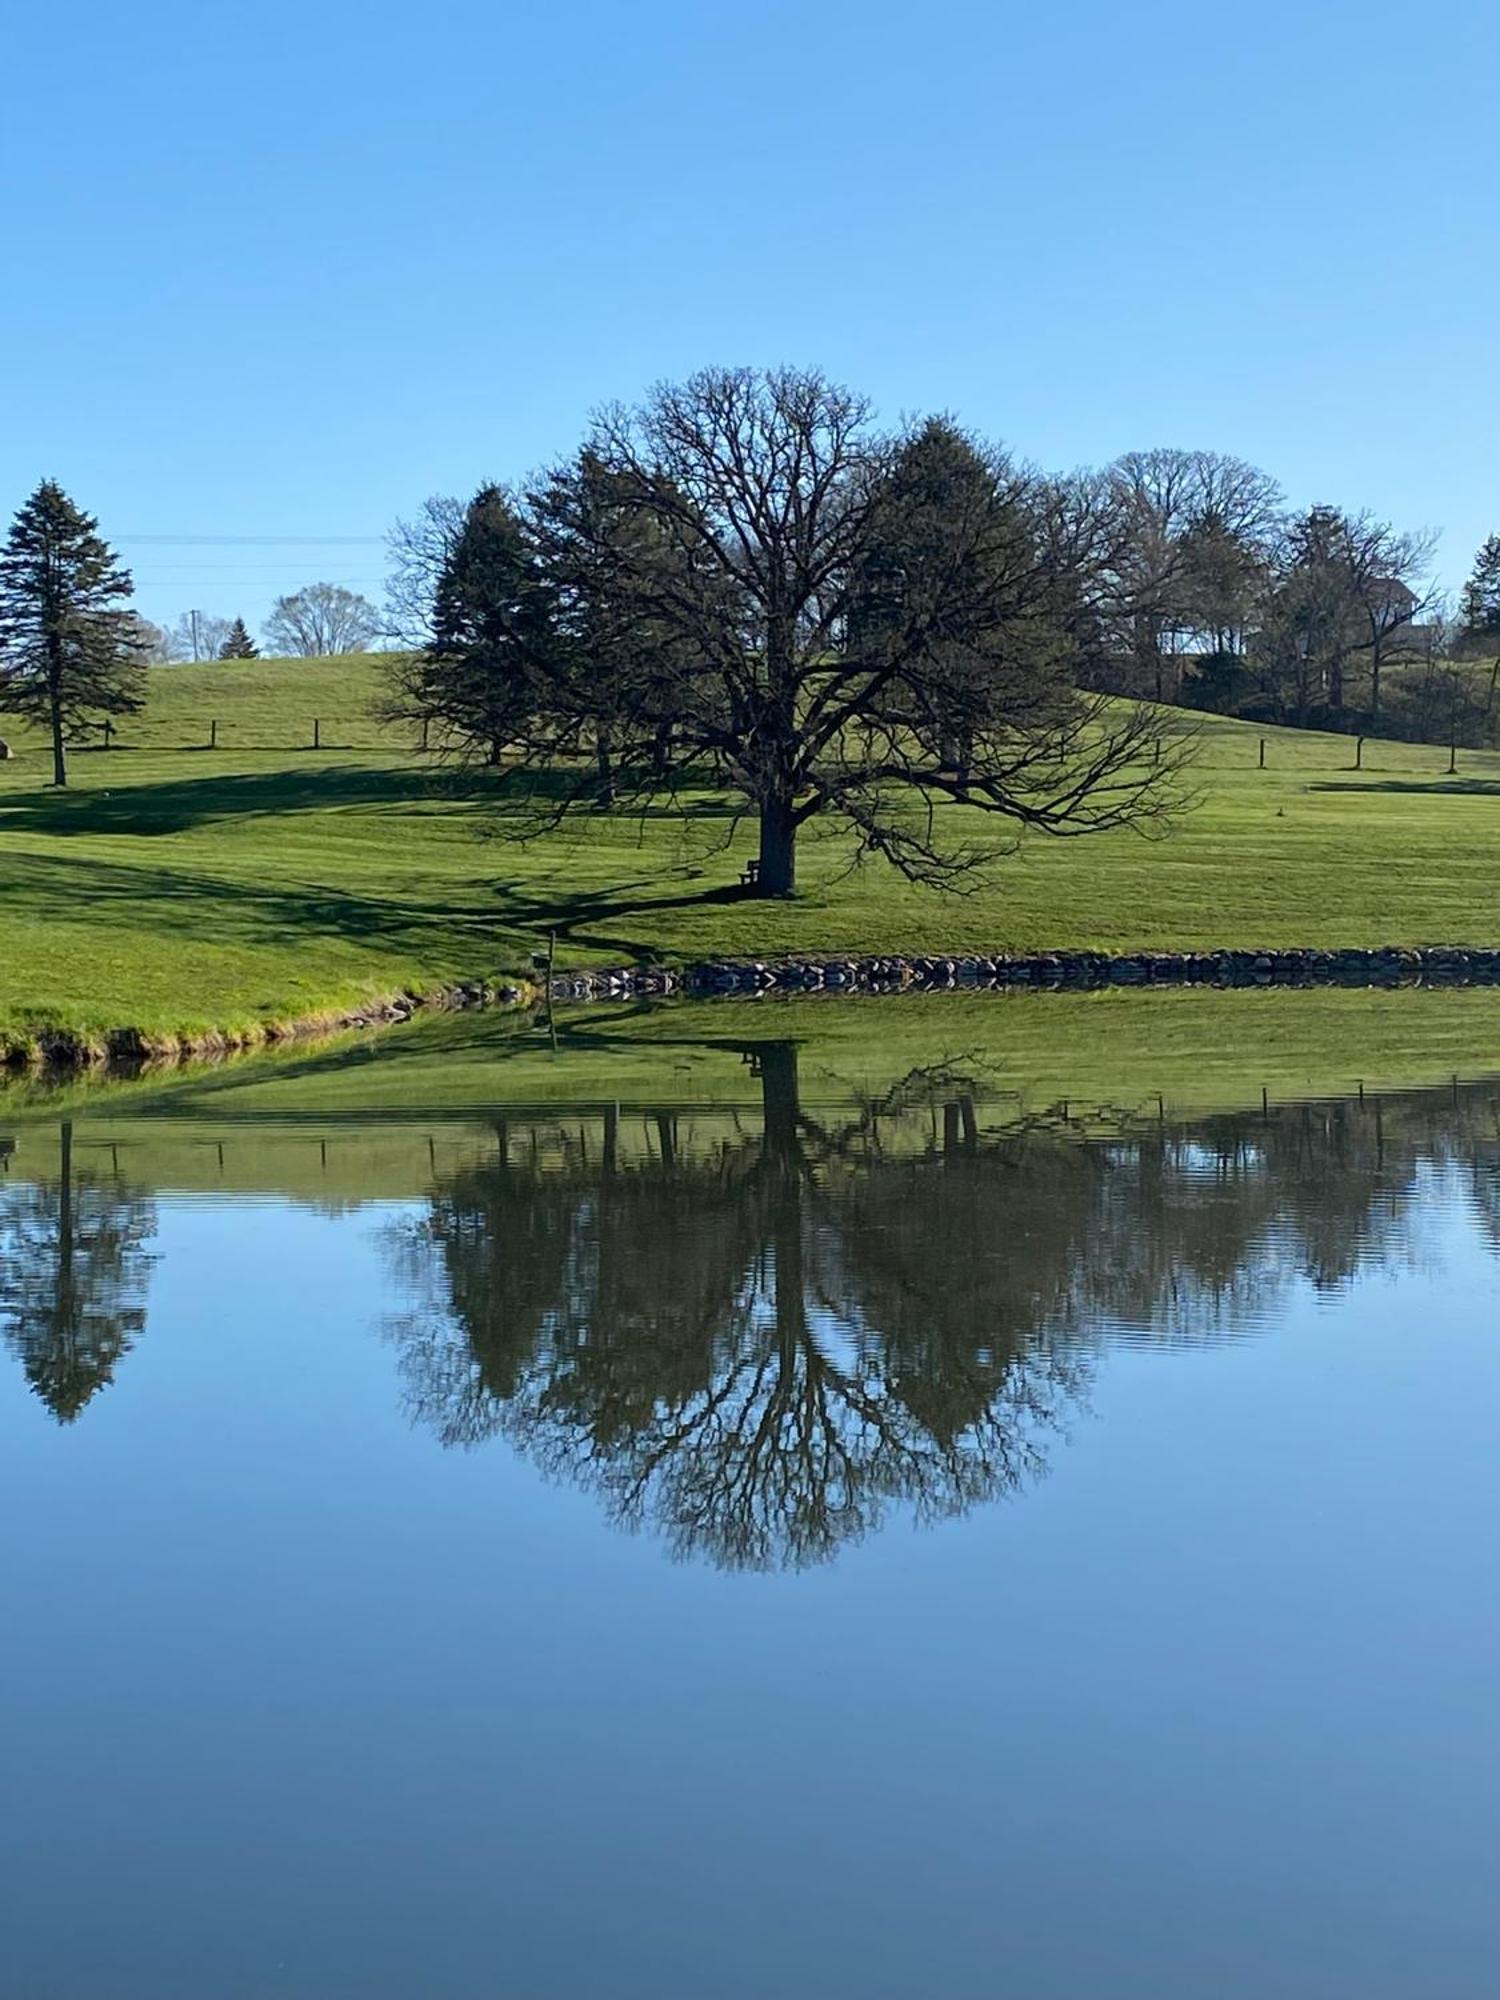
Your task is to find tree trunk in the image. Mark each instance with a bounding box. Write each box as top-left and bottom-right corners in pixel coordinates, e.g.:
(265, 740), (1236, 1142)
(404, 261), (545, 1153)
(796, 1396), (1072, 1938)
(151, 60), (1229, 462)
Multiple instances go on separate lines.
(487, 737), (504, 767)
(595, 727), (615, 806)
(757, 793), (797, 897)
(50, 704), (67, 787)
(759, 1043), (800, 1167)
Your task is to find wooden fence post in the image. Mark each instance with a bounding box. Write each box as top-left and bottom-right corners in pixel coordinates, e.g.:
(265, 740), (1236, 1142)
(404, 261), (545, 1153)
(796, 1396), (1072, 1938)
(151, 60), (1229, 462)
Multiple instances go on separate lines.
(1354, 735), (1363, 770)
(1258, 737), (1266, 769)
(209, 719), (217, 751)
(313, 717), (321, 750)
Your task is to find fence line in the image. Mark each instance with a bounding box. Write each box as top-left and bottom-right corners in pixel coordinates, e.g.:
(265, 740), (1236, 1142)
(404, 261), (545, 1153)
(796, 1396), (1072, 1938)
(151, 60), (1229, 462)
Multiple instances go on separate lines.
(2, 717), (1497, 775)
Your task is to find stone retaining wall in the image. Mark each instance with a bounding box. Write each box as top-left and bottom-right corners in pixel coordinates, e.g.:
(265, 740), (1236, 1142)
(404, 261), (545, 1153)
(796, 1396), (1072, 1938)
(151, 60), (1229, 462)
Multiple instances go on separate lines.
(545, 945), (1500, 1003)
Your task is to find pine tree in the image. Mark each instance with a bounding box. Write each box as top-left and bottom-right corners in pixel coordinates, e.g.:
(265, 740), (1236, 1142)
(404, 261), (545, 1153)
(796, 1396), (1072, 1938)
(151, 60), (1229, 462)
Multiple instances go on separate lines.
(382, 485), (553, 765)
(219, 616), (258, 660)
(0, 481), (144, 786)
(1460, 534), (1500, 646)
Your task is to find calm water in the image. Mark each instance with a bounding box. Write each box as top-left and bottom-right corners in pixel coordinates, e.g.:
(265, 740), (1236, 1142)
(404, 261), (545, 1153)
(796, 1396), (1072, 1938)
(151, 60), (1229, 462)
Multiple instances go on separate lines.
(1, 1038), (1497, 1998)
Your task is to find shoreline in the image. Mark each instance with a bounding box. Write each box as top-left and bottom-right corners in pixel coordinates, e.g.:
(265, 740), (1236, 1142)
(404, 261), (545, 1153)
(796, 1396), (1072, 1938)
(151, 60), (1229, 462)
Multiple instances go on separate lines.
(8, 941), (1500, 1076)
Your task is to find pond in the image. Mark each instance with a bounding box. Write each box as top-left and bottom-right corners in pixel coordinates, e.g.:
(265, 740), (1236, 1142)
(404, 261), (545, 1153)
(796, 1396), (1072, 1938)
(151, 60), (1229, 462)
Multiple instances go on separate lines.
(1, 1003), (1497, 1999)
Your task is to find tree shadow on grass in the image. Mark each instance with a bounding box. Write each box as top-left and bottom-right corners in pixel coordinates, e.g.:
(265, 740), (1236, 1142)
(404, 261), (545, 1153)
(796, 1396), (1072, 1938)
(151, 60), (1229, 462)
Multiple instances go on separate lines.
(489, 880), (754, 963)
(0, 845), (752, 975)
(0, 764), (493, 837)
(1309, 778), (1500, 799)
(0, 849), (498, 964)
(0, 759), (744, 838)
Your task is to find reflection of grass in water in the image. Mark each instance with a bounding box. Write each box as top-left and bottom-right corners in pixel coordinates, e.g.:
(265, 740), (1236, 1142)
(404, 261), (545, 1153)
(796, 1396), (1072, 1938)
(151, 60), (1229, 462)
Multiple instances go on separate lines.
(8, 984), (1500, 1203)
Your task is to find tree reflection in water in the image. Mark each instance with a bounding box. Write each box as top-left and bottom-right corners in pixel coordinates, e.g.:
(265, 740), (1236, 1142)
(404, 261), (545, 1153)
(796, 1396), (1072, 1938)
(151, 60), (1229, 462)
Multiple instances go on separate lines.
(387, 1046), (1500, 1569)
(388, 1046), (1084, 1568)
(0, 1121), (157, 1423)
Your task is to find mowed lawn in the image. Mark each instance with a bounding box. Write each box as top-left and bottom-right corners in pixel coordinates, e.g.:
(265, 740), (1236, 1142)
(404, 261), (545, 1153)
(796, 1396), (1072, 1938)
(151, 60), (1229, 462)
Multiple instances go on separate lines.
(3, 654), (1500, 1042)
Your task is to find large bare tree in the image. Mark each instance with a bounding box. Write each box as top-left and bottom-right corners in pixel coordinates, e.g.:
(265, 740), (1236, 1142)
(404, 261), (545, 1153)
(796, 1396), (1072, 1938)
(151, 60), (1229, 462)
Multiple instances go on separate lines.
(529, 368), (1185, 896)
(383, 494), (466, 648)
(264, 581), (379, 658)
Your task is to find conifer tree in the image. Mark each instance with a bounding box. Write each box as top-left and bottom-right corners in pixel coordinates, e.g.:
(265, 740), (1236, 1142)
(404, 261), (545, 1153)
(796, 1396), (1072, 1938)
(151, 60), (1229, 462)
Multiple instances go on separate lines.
(0, 481), (144, 786)
(219, 616), (258, 660)
(383, 485), (553, 764)
(1460, 534), (1500, 647)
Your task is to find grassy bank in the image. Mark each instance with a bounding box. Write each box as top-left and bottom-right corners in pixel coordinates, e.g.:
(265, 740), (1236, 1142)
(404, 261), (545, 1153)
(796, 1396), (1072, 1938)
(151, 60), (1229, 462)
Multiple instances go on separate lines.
(12, 984), (1500, 1125)
(4, 655), (1500, 1044)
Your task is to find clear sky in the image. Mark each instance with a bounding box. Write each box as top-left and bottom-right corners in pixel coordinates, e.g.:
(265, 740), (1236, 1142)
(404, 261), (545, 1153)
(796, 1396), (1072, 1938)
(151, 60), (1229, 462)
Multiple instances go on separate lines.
(5, 0), (1495, 633)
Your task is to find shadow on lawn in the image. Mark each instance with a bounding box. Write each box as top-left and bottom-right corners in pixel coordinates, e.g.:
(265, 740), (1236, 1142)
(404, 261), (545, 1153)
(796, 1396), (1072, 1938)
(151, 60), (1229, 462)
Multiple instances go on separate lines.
(0, 846), (748, 969)
(490, 880), (754, 962)
(0, 759), (742, 838)
(0, 764), (486, 836)
(1309, 778), (1500, 799)
(0, 759), (757, 963)
(0, 849), (497, 960)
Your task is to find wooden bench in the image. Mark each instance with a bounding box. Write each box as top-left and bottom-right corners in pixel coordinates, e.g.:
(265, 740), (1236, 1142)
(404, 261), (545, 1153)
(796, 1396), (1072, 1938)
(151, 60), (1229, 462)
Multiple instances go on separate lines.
(739, 859), (760, 890)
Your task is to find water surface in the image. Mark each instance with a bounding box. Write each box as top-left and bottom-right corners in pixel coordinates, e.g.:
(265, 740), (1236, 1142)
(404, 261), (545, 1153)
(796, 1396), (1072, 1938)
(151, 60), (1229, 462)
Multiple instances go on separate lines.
(1, 1022), (1497, 1998)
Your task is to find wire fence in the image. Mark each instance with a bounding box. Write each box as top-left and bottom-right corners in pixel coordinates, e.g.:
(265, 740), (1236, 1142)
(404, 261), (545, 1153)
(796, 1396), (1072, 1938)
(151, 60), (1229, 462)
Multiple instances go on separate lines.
(21, 720), (1489, 778)
(35, 716), (433, 757)
(0, 712), (1495, 779)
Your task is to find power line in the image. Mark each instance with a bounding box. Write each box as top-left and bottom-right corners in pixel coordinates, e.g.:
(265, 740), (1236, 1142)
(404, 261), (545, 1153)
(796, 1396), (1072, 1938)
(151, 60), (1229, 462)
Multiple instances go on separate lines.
(118, 534), (385, 546)
(133, 572), (381, 579)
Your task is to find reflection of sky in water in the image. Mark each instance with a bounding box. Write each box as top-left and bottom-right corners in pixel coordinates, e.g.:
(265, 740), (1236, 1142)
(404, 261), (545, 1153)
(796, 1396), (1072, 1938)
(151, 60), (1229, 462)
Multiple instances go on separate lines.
(0, 1090), (1497, 1999)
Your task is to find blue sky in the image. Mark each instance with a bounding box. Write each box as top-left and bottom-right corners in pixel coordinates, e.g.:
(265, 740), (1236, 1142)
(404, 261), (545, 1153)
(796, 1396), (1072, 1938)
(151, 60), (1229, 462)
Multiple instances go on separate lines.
(5, 0), (1495, 632)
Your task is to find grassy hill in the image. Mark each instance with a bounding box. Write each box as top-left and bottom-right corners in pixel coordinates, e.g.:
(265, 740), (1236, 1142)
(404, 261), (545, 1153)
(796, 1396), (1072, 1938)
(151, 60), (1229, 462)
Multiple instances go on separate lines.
(3, 652), (1500, 1050)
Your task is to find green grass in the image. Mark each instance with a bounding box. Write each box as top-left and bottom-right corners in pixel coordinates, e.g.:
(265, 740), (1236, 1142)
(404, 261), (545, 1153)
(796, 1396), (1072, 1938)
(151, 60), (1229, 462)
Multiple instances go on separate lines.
(11, 987), (1500, 1200)
(4, 654), (1500, 1045)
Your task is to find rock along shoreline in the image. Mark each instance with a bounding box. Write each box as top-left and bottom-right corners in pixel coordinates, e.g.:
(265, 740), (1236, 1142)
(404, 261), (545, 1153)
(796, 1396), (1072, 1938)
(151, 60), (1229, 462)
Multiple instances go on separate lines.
(553, 942), (1500, 1001)
(9, 943), (1500, 1077)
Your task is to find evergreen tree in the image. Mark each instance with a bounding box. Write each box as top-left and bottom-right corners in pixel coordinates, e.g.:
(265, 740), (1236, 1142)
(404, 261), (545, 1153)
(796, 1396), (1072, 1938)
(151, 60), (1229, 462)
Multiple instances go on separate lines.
(219, 616), (258, 660)
(1460, 534), (1500, 647)
(383, 484), (553, 765)
(0, 480), (144, 786)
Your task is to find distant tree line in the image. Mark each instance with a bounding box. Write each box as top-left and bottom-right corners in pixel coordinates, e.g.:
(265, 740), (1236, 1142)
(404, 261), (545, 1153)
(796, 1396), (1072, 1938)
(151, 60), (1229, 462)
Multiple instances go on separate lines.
(131, 585), (379, 663)
(3, 376), (1497, 814)
(392, 411), (1500, 769)
(383, 365), (1498, 894)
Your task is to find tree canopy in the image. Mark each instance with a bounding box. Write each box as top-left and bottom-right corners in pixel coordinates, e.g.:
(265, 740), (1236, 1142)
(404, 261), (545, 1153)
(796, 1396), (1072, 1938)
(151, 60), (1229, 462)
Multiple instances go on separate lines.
(265, 582), (379, 657)
(382, 486), (551, 763)
(1460, 534), (1500, 649)
(401, 368), (1185, 895)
